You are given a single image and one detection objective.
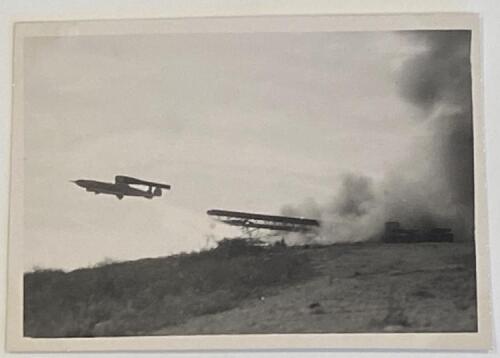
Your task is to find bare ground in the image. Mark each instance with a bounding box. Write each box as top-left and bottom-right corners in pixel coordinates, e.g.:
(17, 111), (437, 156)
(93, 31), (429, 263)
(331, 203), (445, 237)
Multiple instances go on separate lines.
(151, 242), (477, 335)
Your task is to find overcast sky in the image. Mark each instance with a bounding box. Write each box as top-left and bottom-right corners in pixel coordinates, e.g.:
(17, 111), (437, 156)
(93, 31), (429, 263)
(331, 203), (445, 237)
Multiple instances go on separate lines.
(24, 31), (427, 270)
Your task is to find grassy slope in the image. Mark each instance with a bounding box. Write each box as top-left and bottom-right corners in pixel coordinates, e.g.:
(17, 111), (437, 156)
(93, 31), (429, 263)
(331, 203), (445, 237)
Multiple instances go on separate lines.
(152, 242), (477, 335)
(24, 240), (477, 337)
(24, 241), (313, 337)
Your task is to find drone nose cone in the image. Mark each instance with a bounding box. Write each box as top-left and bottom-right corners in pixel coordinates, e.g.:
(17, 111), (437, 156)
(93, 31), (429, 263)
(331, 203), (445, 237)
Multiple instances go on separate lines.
(70, 180), (84, 187)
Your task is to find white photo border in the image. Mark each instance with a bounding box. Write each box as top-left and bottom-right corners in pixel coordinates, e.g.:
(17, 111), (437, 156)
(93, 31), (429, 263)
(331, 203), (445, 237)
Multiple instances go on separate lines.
(6, 13), (491, 352)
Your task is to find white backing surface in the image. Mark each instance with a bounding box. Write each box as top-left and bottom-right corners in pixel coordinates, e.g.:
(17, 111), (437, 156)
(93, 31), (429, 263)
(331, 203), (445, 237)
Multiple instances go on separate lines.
(1, 0), (499, 357)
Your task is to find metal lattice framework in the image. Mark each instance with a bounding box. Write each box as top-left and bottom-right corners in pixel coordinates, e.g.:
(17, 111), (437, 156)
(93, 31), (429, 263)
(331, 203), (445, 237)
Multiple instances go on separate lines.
(207, 209), (320, 237)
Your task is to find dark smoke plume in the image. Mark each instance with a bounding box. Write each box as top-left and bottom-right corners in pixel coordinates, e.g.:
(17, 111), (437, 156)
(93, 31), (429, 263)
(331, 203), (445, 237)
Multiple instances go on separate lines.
(399, 30), (474, 211)
(282, 30), (474, 243)
(396, 30), (474, 239)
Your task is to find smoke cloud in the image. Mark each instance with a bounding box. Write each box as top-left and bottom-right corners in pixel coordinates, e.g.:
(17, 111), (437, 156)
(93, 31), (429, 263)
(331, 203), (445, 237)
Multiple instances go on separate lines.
(282, 30), (474, 243)
(399, 31), (474, 211)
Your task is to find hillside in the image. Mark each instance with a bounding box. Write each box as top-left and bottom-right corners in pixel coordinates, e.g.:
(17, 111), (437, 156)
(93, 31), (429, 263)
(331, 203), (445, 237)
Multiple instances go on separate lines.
(24, 240), (477, 337)
(24, 239), (313, 337)
(152, 241), (477, 334)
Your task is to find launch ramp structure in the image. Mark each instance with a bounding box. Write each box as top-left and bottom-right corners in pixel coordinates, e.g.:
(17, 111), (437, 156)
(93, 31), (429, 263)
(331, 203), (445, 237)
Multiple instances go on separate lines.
(206, 209), (320, 238)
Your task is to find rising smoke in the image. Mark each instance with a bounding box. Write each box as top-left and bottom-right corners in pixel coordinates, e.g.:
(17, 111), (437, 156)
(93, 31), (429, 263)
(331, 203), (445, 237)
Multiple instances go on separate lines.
(282, 30), (474, 243)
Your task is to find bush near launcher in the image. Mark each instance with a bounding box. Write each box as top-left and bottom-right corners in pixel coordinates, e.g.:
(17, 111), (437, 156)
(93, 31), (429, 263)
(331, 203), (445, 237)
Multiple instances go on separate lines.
(383, 221), (454, 243)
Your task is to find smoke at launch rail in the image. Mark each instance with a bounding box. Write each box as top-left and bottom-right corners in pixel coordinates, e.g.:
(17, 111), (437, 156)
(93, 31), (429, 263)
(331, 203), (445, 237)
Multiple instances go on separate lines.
(282, 30), (474, 244)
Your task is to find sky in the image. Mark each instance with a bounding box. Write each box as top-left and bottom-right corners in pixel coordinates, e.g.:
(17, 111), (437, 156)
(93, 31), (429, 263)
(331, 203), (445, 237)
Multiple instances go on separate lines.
(23, 31), (429, 271)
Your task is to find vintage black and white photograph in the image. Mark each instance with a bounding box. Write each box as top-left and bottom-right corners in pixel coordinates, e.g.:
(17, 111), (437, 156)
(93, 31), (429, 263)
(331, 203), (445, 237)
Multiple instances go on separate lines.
(6, 14), (491, 351)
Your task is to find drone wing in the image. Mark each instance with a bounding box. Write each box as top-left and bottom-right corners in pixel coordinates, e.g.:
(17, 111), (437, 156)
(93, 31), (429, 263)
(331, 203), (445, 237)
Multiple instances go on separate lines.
(115, 175), (171, 190)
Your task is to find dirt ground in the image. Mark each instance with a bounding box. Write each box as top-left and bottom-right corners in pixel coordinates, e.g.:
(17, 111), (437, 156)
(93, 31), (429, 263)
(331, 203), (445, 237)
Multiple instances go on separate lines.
(152, 242), (477, 335)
